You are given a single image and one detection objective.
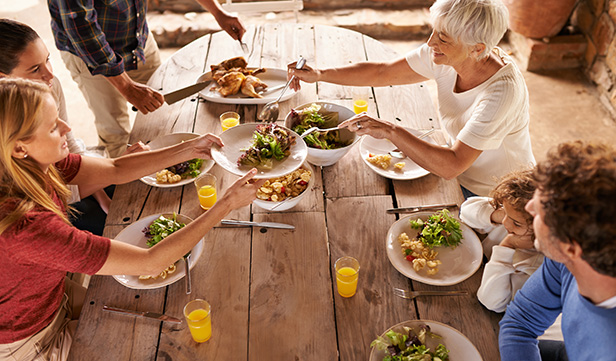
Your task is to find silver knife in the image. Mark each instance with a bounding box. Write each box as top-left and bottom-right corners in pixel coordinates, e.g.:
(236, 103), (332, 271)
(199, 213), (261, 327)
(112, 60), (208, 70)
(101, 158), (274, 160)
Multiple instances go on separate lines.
(221, 219), (295, 230)
(102, 305), (182, 324)
(386, 203), (459, 214)
(164, 75), (213, 105)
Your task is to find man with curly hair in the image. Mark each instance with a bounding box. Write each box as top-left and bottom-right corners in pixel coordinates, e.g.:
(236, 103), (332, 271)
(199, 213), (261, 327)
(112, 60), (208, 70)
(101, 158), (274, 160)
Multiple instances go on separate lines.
(499, 141), (616, 361)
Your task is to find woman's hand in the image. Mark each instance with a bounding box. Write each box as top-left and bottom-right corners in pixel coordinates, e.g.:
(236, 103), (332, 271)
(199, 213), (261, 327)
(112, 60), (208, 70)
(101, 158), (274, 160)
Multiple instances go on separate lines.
(219, 169), (267, 210)
(287, 61), (320, 91)
(338, 113), (396, 139)
(190, 133), (224, 160)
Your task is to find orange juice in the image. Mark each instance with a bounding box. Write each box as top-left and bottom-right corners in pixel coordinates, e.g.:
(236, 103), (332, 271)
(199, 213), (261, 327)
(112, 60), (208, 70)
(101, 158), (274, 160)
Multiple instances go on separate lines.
(198, 185), (217, 209)
(187, 308), (212, 342)
(221, 117), (239, 131)
(353, 99), (368, 114)
(336, 266), (359, 297)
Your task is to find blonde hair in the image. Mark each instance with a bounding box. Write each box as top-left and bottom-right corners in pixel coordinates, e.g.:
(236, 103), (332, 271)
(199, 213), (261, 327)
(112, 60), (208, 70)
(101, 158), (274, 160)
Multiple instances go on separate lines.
(0, 78), (72, 235)
(430, 0), (509, 59)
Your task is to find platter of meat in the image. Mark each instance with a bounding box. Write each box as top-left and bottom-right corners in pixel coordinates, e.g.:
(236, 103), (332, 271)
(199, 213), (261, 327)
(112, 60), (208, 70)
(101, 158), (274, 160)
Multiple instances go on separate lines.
(198, 57), (298, 104)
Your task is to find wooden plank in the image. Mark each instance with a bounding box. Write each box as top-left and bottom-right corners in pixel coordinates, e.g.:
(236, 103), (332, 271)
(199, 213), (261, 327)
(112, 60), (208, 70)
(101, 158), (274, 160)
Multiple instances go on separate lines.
(393, 175), (464, 209)
(69, 225), (167, 361)
(314, 25), (367, 100)
(259, 23), (318, 122)
(326, 196), (414, 361)
(248, 212), (338, 361)
(105, 181), (152, 225)
(158, 226), (252, 361)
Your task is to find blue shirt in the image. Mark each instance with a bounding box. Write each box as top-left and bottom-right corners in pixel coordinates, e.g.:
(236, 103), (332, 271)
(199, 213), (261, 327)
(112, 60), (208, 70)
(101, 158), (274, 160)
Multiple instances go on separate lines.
(48, 0), (149, 76)
(499, 259), (616, 360)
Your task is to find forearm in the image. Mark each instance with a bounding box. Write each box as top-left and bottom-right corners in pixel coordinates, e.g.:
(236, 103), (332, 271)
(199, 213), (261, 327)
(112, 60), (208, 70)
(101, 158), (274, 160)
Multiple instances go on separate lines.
(317, 62), (408, 87)
(388, 128), (475, 179)
(73, 138), (197, 187)
(105, 72), (134, 97)
(195, 0), (226, 18)
(97, 200), (233, 276)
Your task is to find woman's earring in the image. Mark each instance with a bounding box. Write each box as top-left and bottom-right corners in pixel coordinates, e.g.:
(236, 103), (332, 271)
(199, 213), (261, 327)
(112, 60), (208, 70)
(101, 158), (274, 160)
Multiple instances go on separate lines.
(23, 154), (27, 158)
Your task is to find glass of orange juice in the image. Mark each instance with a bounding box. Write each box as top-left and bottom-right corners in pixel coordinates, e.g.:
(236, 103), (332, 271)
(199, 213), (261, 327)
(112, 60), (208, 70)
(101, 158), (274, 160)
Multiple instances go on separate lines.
(352, 87), (370, 114)
(220, 111), (240, 131)
(335, 256), (360, 298)
(194, 173), (217, 210)
(183, 299), (212, 343)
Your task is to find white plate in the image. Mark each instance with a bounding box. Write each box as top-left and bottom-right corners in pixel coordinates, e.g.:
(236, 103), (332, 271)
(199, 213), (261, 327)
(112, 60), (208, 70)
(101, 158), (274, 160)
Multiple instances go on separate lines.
(359, 128), (438, 180)
(140, 133), (215, 188)
(386, 212), (482, 286)
(197, 68), (297, 104)
(369, 320), (483, 361)
(112, 213), (204, 290)
(211, 123), (308, 179)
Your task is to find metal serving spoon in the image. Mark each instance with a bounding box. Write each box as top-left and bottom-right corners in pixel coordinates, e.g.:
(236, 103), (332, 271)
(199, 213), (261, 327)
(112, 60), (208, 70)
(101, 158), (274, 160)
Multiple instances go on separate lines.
(389, 128), (436, 159)
(258, 56), (306, 122)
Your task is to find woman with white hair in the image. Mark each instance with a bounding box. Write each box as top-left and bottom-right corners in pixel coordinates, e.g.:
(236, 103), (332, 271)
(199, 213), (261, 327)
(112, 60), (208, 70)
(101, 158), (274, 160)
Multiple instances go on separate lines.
(288, 0), (535, 198)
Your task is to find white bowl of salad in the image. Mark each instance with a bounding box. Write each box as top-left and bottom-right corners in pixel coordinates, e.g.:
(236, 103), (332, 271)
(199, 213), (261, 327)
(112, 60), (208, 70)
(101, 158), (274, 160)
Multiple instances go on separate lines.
(284, 102), (358, 166)
(252, 162), (314, 211)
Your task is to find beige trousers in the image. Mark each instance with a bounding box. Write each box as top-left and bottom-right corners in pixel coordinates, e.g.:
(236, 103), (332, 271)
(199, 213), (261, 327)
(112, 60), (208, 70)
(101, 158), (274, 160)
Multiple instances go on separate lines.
(60, 32), (161, 157)
(0, 278), (86, 361)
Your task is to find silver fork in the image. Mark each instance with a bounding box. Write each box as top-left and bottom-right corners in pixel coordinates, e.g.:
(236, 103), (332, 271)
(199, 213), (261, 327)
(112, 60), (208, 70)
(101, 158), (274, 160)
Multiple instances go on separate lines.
(392, 287), (467, 300)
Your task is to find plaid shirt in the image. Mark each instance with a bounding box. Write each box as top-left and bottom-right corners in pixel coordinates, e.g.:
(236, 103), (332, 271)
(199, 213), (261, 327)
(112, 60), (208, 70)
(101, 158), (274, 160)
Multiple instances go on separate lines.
(49, 0), (149, 77)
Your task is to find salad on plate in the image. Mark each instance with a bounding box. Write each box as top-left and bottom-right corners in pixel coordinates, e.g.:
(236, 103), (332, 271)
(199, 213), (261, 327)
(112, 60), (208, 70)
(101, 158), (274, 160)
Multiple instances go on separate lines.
(139, 213), (187, 280)
(237, 124), (295, 169)
(156, 158), (204, 184)
(398, 209), (463, 276)
(371, 323), (450, 361)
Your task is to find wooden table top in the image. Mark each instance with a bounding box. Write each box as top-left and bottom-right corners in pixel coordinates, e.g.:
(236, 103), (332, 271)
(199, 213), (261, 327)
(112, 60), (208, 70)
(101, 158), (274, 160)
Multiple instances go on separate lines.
(69, 23), (501, 361)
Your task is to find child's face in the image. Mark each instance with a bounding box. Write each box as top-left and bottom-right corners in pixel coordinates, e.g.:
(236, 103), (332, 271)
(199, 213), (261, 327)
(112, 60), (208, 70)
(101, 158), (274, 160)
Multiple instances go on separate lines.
(502, 200), (534, 247)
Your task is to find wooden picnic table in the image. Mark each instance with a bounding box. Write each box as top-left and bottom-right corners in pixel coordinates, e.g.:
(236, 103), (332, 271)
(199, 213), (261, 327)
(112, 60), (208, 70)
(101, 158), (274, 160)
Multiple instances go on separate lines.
(69, 23), (501, 361)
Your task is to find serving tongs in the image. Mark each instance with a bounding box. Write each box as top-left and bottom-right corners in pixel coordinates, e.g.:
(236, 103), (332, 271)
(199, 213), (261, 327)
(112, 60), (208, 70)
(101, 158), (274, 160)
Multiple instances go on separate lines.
(300, 126), (340, 138)
(386, 203), (458, 214)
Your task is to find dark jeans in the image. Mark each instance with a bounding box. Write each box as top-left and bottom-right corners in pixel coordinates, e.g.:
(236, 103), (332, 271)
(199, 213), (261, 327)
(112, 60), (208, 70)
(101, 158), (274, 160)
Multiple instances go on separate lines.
(539, 340), (569, 361)
(69, 185), (115, 236)
(460, 185), (478, 200)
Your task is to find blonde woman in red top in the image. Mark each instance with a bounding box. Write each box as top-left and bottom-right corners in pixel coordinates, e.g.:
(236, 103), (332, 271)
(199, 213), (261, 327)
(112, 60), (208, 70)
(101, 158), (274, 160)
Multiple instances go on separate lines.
(0, 78), (264, 360)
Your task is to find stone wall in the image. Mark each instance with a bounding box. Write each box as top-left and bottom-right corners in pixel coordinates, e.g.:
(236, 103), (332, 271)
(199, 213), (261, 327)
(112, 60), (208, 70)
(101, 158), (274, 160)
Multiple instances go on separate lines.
(571, 0), (616, 116)
(147, 0), (433, 13)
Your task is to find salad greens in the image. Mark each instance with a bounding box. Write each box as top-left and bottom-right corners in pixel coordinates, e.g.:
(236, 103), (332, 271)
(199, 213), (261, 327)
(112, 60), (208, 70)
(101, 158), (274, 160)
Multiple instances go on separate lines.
(143, 213), (186, 248)
(290, 103), (349, 150)
(166, 158), (204, 179)
(371, 325), (449, 361)
(237, 124), (295, 169)
(410, 209), (463, 249)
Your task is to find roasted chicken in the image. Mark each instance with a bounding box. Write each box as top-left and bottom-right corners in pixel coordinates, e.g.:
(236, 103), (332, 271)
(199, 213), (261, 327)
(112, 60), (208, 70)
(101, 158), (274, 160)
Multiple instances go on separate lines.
(216, 72), (245, 97)
(209, 57), (268, 98)
(241, 75), (268, 98)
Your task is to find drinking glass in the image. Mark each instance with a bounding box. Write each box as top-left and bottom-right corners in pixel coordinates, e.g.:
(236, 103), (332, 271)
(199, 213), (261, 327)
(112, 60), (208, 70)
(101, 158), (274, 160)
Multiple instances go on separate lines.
(220, 111), (240, 131)
(194, 173), (217, 210)
(335, 256), (360, 298)
(352, 87), (370, 114)
(183, 299), (212, 343)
